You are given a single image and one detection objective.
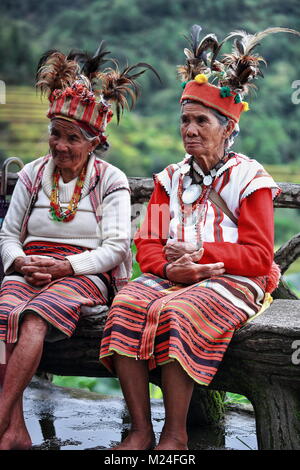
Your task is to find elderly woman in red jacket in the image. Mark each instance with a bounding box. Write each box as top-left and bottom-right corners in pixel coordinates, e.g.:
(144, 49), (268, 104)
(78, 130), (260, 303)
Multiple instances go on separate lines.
(99, 26), (297, 450)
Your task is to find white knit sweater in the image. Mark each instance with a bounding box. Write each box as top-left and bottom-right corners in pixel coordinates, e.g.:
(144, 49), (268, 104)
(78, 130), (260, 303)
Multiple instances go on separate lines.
(0, 154), (131, 277)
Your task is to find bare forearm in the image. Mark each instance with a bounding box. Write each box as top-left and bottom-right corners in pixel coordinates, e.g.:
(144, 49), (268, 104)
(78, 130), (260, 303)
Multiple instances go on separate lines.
(53, 259), (74, 278)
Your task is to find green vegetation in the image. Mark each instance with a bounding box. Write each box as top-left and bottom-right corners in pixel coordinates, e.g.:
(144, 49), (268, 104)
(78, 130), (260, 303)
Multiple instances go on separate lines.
(53, 374), (162, 398)
(225, 393), (251, 405)
(1, 0), (300, 170)
(1, 0), (300, 403)
(53, 375), (121, 395)
(52, 374), (250, 403)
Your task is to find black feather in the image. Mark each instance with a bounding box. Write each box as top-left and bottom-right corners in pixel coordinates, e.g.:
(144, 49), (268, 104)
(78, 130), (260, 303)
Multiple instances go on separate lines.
(190, 24), (202, 54)
(84, 41), (111, 76)
(200, 51), (209, 66)
(235, 39), (245, 55)
(122, 62), (161, 84)
(67, 41), (111, 78)
(36, 49), (59, 77)
(67, 50), (90, 63)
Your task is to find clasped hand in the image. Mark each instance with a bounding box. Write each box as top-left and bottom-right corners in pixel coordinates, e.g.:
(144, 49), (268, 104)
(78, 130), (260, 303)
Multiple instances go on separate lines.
(14, 256), (73, 287)
(163, 241), (225, 285)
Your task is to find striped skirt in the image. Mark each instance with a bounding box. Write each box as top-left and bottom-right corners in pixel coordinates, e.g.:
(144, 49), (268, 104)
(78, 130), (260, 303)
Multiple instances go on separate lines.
(100, 272), (267, 386)
(0, 241), (109, 344)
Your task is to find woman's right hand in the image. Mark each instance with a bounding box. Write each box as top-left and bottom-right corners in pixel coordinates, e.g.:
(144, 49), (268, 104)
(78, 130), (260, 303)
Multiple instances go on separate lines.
(20, 256), (74, 286)
(13, 256), (55, 286)
(13, 256), (30, 274)
(165, 252), (225, 285)
(163, 240), (202, 262)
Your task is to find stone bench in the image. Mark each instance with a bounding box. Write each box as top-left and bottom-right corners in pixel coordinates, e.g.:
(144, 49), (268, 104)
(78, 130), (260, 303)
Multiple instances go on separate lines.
(1, 164), (300, 450)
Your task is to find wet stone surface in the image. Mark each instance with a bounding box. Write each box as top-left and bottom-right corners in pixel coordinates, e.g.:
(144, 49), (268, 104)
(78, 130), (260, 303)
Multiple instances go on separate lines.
(24, 377), (257, 451)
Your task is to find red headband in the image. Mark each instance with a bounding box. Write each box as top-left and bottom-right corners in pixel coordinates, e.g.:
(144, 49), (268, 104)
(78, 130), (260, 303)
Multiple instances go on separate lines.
(180, 80), (245, 123)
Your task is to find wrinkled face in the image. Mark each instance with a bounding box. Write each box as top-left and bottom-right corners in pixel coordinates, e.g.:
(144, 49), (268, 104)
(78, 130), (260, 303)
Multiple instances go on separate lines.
(180, 102), (228, 172)
(49, 119), (96, 175)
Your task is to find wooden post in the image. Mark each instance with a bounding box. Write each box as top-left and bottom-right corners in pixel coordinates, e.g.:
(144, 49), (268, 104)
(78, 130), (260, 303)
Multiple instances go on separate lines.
(249, 380), (300, 450)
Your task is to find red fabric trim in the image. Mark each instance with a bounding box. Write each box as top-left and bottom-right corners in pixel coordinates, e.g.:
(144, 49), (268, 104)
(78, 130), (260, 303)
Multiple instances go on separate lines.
(201, 188), (274, 276)
(82, 100), (95, 124)
(69, 95), (81, 116)
(135, 180), (170, 278)
(181, 81), (244, 122)
(217, 166), (232, 193)
(54, 96), (65, 115)
(212, 204), (224, 243)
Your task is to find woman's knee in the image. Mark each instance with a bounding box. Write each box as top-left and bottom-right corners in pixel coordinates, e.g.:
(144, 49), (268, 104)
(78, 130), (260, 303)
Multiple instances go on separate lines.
(21, 312), (48, 337)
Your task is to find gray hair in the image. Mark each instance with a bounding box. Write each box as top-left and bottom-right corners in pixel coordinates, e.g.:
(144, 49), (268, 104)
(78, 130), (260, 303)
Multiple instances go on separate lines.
(181, 100), (239, 150)
(209, 107), (239, 150)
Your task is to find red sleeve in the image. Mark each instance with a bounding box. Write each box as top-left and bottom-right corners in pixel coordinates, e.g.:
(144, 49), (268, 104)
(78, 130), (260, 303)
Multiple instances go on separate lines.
(200, 188), (274, 276)
(135, 184), (274, 279)
(134, 180), (170, 277)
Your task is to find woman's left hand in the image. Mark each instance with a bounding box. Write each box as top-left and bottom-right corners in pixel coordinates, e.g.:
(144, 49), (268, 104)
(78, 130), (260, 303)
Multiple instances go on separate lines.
(21, 256), (74, 286)
(163, 241), (203, 262)
(165, 251), (225, 285)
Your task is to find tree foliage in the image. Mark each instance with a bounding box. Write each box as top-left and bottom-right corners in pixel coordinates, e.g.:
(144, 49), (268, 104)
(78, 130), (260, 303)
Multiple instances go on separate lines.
(1, 0), (300, 168)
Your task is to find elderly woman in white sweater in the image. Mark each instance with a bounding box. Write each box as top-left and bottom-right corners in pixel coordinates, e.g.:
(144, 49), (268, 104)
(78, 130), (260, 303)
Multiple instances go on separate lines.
(0, 47), (152, 449)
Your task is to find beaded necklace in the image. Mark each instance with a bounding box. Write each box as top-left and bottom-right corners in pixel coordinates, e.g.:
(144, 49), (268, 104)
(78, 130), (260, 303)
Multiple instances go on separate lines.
(49, 164), (87, 222)
(177, 169), (210, 246)
(176, 154), (232, 246)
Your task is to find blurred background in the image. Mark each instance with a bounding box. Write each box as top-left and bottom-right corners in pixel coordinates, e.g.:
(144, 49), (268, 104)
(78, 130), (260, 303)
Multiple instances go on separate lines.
(1, 0), (299, 397)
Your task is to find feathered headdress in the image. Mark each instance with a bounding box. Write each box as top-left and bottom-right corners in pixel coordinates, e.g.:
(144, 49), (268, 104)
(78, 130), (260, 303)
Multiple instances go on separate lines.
(219, 27), (300, 94)
(98, 62), (160, 123)
(178, 24), (224, 81)
(36, 42), (160, 147)
(179, 25), (300, 122)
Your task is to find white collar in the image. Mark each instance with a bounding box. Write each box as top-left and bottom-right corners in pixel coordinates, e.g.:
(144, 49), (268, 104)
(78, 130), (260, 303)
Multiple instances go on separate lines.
(188, 153), (238, 179)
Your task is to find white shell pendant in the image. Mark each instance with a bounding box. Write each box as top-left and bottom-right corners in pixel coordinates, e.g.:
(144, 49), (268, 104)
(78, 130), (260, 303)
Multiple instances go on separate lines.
(203, 174), (213, 186)
(180, 163), (190, 175)
(182, 184), (202, 204)
(183, 175), (192, 189)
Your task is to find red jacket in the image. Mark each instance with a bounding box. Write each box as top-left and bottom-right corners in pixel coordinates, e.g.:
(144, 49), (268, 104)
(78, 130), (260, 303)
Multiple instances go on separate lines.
(135, 180), (274, 279)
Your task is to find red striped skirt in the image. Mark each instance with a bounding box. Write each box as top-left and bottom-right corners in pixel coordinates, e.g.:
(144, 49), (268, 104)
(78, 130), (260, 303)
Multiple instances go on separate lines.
(0, 242), (109, 343)
(99, 272), (267, 386)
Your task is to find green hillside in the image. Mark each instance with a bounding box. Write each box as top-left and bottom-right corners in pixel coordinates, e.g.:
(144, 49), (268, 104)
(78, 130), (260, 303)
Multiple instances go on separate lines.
(1, 0), (300, 168)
